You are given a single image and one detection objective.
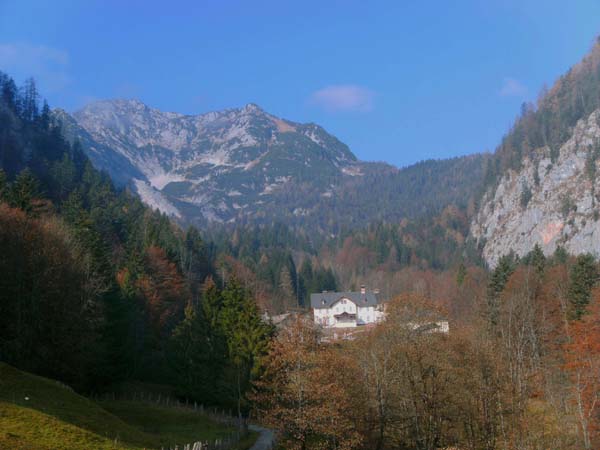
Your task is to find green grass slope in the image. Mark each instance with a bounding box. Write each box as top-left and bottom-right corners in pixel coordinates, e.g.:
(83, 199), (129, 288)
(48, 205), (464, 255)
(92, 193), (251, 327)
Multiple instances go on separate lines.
(0, 363), (256, 449)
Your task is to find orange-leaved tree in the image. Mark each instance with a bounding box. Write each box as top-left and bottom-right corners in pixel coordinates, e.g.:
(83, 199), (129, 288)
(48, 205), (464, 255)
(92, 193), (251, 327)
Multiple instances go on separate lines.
(563, 288), (600, 449)
(253, 317), (361, 450)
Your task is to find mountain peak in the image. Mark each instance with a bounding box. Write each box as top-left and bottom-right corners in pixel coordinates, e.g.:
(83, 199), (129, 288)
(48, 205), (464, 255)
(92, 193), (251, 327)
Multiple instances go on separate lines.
(67, 100), (359, 222)
(242, 102), (263, 113)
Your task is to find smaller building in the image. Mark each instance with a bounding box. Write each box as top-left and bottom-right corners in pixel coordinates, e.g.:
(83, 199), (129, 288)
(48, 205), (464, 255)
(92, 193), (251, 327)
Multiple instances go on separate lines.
(311, 286), (385, 328)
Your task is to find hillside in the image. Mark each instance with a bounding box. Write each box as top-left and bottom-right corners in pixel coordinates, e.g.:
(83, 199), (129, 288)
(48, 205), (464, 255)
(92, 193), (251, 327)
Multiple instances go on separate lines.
(0, 363), (245, 450)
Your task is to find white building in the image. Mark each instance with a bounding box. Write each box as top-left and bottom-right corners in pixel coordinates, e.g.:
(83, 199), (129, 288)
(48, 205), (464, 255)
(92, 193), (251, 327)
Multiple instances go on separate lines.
(311, 286), (385, 328)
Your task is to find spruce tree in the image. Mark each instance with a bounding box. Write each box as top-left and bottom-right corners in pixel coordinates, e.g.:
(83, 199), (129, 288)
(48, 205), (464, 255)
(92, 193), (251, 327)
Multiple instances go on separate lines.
(169, 302), (228, 405)
(0, 169), (7, 201)
(487, 253), (516, 325)
(526, 243), (546, 275)
(568, 254), (599, 319)
(9, 168), (40, 212)
(456, 262), (467, 286)
(220, 278), (273, 416)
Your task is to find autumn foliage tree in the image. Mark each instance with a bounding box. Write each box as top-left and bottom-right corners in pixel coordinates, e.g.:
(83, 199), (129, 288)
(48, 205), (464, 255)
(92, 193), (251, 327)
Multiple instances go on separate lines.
(137, 245), (190, 336)
(0, 204), (105, 389)
(254, 317), (361, 450)
(564, 288), (600, 449)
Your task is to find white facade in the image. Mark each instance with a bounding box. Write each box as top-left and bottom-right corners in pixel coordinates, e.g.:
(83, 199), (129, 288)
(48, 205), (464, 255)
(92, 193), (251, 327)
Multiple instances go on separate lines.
(313, 296), (385, 328)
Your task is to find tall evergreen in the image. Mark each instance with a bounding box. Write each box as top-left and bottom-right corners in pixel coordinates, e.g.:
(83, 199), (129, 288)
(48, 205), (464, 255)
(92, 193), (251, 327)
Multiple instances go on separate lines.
(9, 168), (40, 212)
(487, 253), (516, 325)
(568, 254), (599, 319)
(220, 279), (274, 416)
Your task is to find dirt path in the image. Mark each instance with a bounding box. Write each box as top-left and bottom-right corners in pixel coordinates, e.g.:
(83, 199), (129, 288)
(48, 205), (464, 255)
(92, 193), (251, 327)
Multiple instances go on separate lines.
(248, 424), (275, 450)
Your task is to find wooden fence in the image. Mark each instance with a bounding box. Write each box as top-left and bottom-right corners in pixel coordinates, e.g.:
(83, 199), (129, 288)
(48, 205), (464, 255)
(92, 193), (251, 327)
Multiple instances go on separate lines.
(91, 391), (249, 450)
(161, 431), (242, 450)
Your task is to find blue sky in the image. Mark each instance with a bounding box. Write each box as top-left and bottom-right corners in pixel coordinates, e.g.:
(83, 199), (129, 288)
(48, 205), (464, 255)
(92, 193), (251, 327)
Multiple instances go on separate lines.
(1, 0), (599, 167)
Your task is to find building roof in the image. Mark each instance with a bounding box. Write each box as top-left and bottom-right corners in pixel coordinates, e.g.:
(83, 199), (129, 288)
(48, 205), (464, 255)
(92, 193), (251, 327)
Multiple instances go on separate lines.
(311, 291), (380, 309)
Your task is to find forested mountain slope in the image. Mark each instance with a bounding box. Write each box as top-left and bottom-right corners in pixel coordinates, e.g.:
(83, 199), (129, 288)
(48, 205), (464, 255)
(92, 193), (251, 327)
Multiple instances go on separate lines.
(472, 39), (600, 266)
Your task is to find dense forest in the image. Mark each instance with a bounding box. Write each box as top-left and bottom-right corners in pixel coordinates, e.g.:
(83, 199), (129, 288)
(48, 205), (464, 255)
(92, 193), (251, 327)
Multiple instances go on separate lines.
(246, 153), (490, 236)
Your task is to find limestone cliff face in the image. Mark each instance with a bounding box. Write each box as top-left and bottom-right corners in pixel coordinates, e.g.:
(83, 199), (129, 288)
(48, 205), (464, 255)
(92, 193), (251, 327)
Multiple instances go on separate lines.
(471, 109), (600, 267)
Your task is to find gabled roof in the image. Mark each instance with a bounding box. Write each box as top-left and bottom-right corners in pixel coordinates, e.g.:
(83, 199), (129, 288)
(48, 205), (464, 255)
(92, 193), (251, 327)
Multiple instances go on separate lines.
(311, 291), (380, 309)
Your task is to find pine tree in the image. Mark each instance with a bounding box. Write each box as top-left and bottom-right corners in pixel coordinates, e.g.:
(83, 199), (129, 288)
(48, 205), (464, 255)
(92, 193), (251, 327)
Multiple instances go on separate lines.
(456, 262), (467, 286)
(220, 278), (273, 417)
(0, 169), (7, 201)
(279, 266), (295, 308)
(20, 77), (39, 122)
(39, 100), (51, 130)
(520, 181), (532, 208)
(50, 153), (77, 201)
(487, 254), (516, 325)
(298, 259), (314, 306)
(169, 302), (228, 404)
(529, 243), (546, 275)
(0, 72), (18, 110)
(568, 254), (599, 319)
(9, 168), (40, 212)
(201, 276), (222, 329)
(553, 246), (568, 265)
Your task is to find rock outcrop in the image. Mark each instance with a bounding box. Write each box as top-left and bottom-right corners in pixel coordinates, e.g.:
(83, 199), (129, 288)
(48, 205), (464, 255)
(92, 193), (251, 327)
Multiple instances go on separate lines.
(471, 109), (600, 267)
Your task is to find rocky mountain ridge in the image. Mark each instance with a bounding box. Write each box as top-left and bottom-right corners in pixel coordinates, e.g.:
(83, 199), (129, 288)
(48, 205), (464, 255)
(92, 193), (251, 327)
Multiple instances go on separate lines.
(58, 99), (361, 222)
(471, 108), (600, 267)
(58, 99), (487, 234)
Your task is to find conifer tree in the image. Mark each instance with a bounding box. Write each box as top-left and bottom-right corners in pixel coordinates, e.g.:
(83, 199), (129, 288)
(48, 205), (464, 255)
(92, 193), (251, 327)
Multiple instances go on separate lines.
(279, 266), (295, 307)
(487, 253), (516, 325)
(169, 301), (228, 404)
(568, 254), (599, 319)
(456, 262), (467, 286)
(525, 243), (546, 275)
(220, 278), (273, 417)
(9, 168), (39, 212)
(20, 77), (39, 122)
(0, 169), (7, 201)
